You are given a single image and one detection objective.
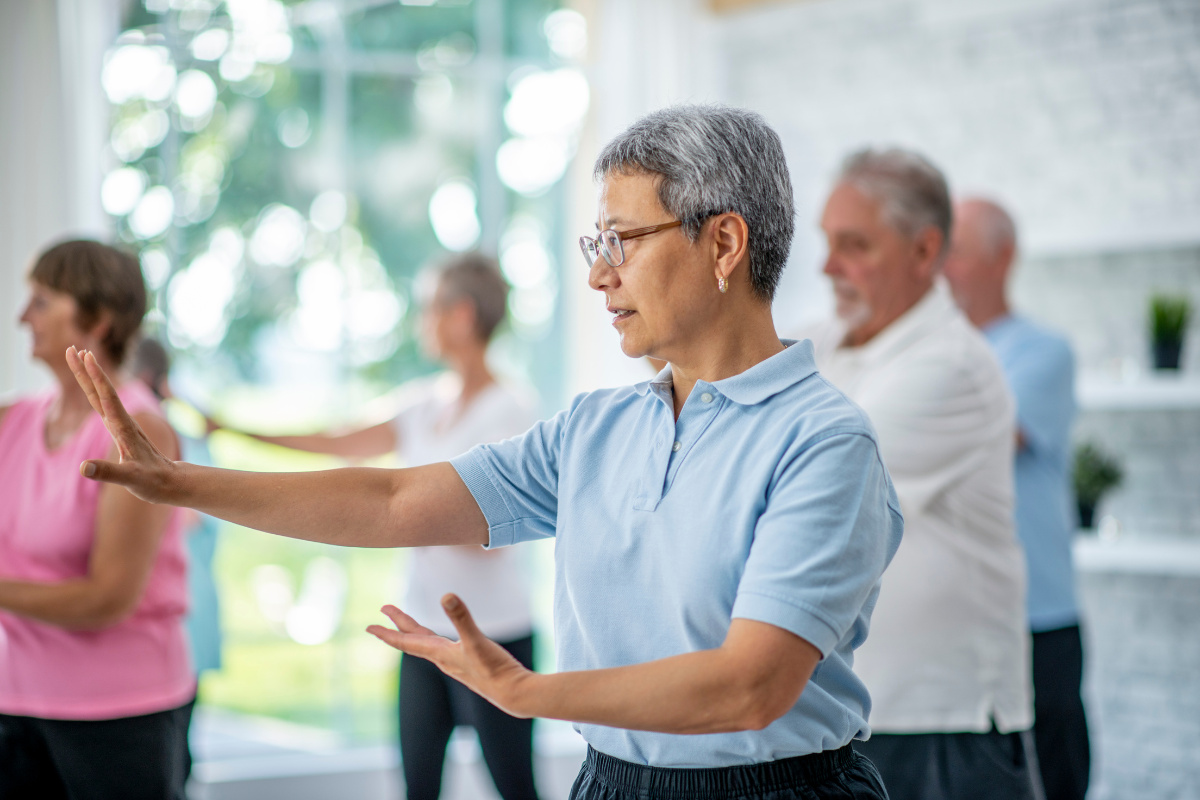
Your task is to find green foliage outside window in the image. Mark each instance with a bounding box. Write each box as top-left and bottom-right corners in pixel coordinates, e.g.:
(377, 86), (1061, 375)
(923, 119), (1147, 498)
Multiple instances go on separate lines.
(106, 0), (587, 742)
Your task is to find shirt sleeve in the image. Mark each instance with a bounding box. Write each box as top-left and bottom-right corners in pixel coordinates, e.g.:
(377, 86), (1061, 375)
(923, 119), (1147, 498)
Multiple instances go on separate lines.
(732, 430), (903, 657)
(1005, 335), (1076, 455)
(450, 406), (568, 549)
(863, 348), (1014, 517)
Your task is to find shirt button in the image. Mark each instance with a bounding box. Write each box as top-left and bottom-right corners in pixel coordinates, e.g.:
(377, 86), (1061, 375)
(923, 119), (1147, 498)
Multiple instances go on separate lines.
(672, 441), (682, 452)
(701, 392), (713, 403)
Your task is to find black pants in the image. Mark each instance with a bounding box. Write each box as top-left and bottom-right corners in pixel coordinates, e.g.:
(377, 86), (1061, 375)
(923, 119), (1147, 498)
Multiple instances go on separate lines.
(854, 728), (1041, 800)
(570, 743), (888, 800)
(0, 698), (194, 800)
(399, 634), (539, 800)
(1032, 625), (1090, 800)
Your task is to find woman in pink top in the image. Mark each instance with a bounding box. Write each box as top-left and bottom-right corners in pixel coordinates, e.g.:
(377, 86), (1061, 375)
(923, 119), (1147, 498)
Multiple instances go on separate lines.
(0, 241), (193, 799)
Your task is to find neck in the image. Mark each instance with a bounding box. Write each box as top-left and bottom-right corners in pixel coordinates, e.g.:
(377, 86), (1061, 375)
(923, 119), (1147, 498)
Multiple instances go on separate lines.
(665, 300), (784, 419)
(964, 294), (1010, 329)
(446, 343), (494, 406)
(48, 351), (119, 420)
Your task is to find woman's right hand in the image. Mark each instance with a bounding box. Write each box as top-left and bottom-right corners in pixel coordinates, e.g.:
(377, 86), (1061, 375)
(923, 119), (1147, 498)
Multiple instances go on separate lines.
(66, 347), (180, 504)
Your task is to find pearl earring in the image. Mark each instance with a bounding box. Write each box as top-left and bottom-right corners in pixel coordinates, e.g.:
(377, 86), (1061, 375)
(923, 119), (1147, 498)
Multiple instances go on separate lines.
(718, 277), (728, 293)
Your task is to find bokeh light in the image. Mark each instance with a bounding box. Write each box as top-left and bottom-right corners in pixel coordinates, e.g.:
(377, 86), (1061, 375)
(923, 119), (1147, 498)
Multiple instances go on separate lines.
(543, 10), (588, 60)
(189, 28), (230, 61)
(139, 247), (172, 291)
(101, 167), (147, 216)
(102, 40), (177, 104)
(496, 137), (570, 196)
(249, 203), (307, 267)
(276, 107), (310, 148)
(129, 185), (176, 239)
(309, 190), (348, 233)
(291, 260), (345, 351)
(167, 243), (242, 348)
(175, 69), (218, 121)
(428, 180), (481, 251)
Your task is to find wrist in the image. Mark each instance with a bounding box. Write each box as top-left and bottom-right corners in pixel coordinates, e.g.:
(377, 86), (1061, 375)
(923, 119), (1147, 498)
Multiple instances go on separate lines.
(501, 668), (543, 719)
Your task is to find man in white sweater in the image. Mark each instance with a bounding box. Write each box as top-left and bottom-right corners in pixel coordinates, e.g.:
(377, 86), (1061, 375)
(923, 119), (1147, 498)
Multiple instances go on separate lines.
(800, 149), (1040, 800)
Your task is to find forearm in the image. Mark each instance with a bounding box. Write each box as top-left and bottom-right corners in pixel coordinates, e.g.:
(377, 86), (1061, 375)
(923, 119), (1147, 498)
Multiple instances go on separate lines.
(508, 648), (797, 734)
(0, 578), (131, 630)
(166, 461), (485, 548)
(238, 423), (395, 459)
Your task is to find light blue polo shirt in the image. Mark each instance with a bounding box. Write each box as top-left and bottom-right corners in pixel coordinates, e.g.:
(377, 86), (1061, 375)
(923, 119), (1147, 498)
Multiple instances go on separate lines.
(450, 340), (903, 768)
(984, 315), (1079, 632)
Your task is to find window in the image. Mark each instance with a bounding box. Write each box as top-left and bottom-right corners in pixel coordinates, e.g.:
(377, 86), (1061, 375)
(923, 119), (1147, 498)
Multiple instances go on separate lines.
(103, 0), (587, 742)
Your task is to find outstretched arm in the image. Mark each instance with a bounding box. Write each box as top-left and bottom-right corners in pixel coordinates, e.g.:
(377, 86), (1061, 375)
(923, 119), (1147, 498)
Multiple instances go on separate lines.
(211, 420), (397, 460)
(370, 597), (821, 734)
(67, 348), (487, 549)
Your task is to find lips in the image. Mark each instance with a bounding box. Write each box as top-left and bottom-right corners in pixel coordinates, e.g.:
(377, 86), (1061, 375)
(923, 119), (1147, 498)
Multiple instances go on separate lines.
(608, 308), (635, 323)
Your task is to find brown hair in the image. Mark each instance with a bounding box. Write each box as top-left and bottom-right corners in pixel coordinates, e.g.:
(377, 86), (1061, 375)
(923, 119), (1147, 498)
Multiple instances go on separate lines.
(29, 240), (147, 366)
(433, 252), (510, 342)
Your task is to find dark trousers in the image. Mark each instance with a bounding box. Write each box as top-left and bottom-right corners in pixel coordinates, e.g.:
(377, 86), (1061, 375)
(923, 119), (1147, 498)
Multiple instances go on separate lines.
(570, 744), (888, 800)
(1032, 625), (1091, 800)
(399, 634), (539, 800)
(854, 728), (1041, 800)
(0, 698), (194, 800)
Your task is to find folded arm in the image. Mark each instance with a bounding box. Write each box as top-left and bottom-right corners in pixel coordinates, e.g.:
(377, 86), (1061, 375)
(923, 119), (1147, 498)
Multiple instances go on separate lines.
(67, 348), (488, 549)
(0, 412), (180, 629)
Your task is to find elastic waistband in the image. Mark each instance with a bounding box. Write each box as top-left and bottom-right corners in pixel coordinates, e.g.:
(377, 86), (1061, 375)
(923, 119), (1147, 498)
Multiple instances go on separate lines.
(584, 744), (857, 798)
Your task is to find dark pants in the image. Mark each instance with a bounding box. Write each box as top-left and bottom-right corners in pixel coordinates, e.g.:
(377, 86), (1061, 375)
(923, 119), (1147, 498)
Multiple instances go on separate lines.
(854, 728), (1041, 800)
(570, 744), (887, 800)
(1032, 625), (1091, 800)
(399, 634), (539, 800)
(0, 698), (194, 800)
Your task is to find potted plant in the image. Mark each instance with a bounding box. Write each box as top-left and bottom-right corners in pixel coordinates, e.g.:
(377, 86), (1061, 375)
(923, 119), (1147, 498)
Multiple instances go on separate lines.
(1073, 442), (1123, 529)
(1150, 294), (1191, 370)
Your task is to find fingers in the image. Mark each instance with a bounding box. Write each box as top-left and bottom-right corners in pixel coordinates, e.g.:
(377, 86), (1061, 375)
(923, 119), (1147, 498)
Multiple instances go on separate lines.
(66, 347), (105, 418)
(441, 594), (485, 644)
(366, 625), (453, 660)
(380, 605), (438, 637)
(78, 458), (132, 485)
(82, 351), (141, 439)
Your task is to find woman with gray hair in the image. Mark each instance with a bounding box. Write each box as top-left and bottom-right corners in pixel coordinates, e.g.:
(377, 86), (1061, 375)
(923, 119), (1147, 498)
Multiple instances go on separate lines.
(67, 105), (901, 800)
(209, 253), (541, 800)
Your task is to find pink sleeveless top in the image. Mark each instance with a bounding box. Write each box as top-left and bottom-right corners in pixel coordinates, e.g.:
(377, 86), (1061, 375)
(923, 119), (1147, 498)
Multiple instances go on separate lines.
(0, 381), (194, 720)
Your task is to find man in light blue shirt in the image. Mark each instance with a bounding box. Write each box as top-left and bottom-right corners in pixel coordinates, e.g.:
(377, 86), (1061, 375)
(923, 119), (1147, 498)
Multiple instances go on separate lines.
(73, 106), (901, 799)
(944, 198), (1089, 800)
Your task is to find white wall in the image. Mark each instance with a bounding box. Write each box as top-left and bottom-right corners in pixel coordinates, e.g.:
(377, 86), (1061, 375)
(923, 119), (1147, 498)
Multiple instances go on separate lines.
(574, 0), (1200, 345)
(0, 0), (118, 399)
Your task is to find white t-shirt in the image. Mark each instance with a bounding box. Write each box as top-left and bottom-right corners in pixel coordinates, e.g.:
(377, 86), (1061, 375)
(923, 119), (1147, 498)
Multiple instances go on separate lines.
(392, 373), (539, 641)
(798, 283), (1033, 734)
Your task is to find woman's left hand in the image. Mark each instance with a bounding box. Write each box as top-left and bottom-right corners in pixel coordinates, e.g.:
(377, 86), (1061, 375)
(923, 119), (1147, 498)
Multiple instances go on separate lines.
(367, 595), (536, 717)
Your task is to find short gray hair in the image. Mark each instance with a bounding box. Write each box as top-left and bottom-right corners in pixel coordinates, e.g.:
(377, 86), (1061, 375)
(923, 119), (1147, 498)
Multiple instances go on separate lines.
(431, 252), (509, 342)
(838, 148), (952, 258)
(593, 104), (795, 301)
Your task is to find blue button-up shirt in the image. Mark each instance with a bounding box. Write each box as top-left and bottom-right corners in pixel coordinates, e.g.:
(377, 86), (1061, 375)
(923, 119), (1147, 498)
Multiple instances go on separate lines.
(984, 315), (1079, 632)
(451, 341), (903, 767)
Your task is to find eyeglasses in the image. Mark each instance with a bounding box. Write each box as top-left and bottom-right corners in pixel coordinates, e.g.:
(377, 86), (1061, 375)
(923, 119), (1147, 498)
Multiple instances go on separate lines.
(578, 220), (683, 268)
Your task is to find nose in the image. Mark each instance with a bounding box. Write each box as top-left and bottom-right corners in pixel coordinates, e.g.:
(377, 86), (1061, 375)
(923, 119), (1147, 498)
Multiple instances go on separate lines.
(822, 253), (841, 278)
(588, 256), (619, 293)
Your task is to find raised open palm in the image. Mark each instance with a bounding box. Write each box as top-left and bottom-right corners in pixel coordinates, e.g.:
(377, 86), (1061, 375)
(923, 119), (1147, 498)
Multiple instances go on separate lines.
(66, 347), (178, 503)
(368, 595), (535, 718)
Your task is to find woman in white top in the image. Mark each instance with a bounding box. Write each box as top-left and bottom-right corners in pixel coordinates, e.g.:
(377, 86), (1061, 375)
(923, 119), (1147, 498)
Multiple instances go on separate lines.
(214, 254), (540, 800)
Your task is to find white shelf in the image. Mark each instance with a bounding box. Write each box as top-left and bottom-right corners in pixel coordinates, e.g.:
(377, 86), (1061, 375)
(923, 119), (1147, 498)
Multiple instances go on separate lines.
(1077, 374), (1200, 411)
(1074, 536), (1200, 576)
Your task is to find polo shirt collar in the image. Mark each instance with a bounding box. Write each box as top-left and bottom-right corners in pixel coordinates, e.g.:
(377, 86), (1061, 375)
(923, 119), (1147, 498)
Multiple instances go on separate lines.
(846, 281), (958, 366)
(632, 339), (819, 406)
